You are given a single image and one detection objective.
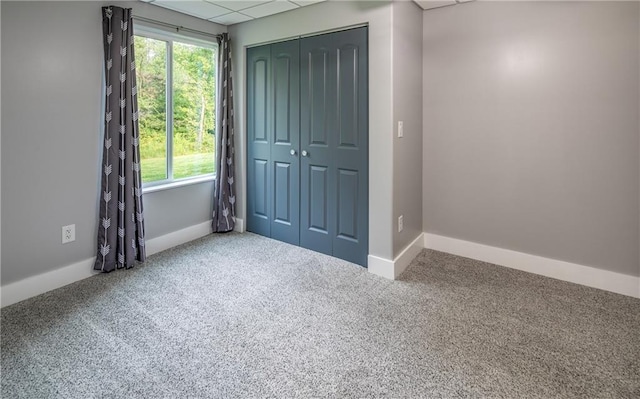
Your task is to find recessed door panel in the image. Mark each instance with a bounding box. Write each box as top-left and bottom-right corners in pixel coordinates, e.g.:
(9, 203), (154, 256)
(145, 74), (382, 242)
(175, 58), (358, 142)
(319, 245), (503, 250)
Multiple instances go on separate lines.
(274, 162), (291, 224)
(253, 159), (268, 218)
(300, 161), (332, 255)
(337, 168), (358, 241)
(308, 49), (329, 147)
(253, 59), (268, 143)
(338, 45), (358, 149)
(274, 55), (291, 144)
(309, 165), (328, 233)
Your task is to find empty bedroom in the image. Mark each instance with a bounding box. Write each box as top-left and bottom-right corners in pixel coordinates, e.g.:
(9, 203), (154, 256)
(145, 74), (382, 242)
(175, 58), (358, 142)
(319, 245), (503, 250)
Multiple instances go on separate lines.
(1, 0), (639, 397)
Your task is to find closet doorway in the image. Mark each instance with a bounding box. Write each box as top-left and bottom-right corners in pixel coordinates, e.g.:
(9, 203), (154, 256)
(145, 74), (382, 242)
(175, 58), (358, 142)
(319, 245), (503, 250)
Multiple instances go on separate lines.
(246, 27), (368, 267)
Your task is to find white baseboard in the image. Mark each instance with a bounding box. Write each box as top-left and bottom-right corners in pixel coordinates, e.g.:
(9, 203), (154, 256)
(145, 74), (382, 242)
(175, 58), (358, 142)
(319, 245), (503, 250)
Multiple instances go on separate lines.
(367, 255), (395, 280)
(234, 217), (245, 233)
(424, 233), (640, 299)
(392, 233), (425, 278)
(0, 218), (245, 308)
(144, 220), (213, 255)
(368, 233), (425, 280)
(0, 258), (100, 309)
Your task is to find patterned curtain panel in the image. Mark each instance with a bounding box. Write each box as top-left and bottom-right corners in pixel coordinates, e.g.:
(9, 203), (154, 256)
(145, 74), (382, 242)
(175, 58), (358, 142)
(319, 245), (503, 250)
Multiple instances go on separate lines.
(95, 6), (146, 272)
(212, 33), (236, 232)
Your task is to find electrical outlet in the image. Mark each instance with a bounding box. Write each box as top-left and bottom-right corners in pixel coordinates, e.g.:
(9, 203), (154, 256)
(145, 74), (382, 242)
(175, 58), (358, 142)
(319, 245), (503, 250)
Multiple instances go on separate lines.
(398, 121), (404, 138)
(62, 224), (75, 244)
(398, 215), (404, 233)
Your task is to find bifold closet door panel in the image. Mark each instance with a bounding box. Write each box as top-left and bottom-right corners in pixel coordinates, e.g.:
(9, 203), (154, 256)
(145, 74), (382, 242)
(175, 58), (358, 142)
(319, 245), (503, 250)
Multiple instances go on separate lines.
(299, 33), (337, 257)
(300, 27), (369, 266)
(270, 40), (301, 246)
(246, 45), (272, 237)
(330, 28), (368, 267)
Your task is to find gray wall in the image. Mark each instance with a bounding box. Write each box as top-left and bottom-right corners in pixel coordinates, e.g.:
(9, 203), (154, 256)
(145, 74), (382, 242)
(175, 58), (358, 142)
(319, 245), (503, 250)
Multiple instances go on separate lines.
(229, 0), (396, 261)
(423, 1), (640, 277)
(0, 1), (3, 275)
(1, 1), (225, 285)
(392, 0), (423, 256)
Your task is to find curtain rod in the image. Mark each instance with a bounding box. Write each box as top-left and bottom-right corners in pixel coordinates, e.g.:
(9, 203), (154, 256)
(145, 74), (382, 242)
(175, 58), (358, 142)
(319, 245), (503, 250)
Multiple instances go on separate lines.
(132, 15), (221, 39)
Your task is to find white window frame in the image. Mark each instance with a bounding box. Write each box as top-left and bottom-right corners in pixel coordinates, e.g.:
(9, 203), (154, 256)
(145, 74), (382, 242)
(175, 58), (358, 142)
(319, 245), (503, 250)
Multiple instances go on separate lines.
(134, 24), (218, 192)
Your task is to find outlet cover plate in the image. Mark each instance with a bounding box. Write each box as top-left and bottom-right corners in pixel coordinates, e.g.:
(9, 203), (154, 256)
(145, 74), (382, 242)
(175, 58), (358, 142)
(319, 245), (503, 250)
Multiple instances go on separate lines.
(62, 224), (75, 244)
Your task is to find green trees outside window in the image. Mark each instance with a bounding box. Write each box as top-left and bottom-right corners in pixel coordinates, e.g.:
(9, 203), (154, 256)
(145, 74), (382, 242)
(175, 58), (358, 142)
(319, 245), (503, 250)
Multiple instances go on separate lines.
(135, 34), (216, 184)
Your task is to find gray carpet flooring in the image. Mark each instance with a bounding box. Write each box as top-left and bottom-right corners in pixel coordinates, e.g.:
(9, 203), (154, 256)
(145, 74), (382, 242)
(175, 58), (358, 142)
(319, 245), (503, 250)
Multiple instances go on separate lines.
(1, 232), (639, 398)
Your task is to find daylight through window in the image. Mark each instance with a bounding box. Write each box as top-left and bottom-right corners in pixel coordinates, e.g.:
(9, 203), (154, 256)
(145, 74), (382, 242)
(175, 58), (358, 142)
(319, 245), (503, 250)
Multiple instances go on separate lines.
(134, 30), (217, 185)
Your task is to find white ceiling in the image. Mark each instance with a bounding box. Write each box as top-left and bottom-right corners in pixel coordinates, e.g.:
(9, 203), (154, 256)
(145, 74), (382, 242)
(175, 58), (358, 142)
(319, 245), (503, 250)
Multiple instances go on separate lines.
(413, 0), (474, 11)
(140, 0), (326, 26)
(141, 0), (476, 27)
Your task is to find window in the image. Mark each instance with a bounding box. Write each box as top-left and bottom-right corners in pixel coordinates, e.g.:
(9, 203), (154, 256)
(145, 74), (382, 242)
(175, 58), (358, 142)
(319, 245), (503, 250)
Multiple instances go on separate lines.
(134, 28), (217, 187)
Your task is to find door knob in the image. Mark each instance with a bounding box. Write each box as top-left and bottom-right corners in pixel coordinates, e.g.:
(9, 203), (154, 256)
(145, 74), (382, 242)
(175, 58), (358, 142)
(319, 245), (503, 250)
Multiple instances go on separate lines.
(302, 150), (308, 157)
(290, 149), (296, 156)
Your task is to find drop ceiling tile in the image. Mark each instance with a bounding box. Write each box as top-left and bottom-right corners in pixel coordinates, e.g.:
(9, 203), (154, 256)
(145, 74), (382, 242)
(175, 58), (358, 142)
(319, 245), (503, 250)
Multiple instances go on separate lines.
(155, 1), (231, 19)
(208, 1), (272, 12)
(289, 0), (325, 6)
(241, 0), (299, 18)
(413, 0), (456, 10)
(209, 12), (254, 25)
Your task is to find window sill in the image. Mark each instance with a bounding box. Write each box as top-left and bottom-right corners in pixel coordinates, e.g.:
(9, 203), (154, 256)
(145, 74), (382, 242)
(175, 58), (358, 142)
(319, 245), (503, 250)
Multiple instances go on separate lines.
(142, 175), (215, 194)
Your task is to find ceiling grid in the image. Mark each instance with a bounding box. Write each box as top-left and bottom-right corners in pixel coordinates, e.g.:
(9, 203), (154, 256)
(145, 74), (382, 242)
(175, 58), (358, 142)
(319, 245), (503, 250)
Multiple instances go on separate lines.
(140, 1), (476, 26)
(140, 0), (326, 25)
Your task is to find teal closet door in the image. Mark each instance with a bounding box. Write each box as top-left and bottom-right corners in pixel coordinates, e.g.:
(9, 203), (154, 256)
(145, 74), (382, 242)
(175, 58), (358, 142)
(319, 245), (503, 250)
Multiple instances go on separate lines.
(247, 40), (301, 245)
(270, 40), (301, 246)
(300, 27), (368, 266)
(247, 27), (368, 267)
(246, 45), (272, 238)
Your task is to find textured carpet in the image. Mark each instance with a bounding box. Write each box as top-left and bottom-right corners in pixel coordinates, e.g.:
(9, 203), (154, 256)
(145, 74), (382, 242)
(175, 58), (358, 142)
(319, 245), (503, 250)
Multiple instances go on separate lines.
(1, 232), (639, 398)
